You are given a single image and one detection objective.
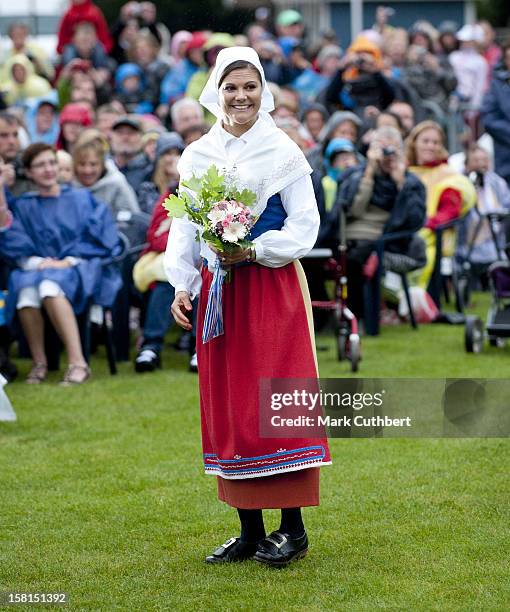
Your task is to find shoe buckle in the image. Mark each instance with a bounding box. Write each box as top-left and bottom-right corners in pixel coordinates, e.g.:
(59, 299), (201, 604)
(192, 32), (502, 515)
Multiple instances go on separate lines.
(267, 534), (287, 549)
(222, 537), (237, 549)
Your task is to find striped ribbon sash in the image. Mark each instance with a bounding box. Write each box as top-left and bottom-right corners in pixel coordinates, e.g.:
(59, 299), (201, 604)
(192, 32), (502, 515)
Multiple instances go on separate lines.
(202, 259), (228, 343)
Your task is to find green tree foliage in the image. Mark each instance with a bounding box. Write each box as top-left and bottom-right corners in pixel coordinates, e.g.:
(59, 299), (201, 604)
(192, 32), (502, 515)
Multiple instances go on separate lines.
(476, 0), (510, 26)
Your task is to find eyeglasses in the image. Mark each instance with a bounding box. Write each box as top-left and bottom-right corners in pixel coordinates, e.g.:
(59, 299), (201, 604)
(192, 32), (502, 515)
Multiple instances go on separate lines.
(30, 159), (58, 170)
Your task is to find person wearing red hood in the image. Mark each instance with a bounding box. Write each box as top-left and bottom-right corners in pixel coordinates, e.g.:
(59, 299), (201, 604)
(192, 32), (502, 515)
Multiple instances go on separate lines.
(57, 0), (112, 55)
(56, 103), (93, 152)
(158, 32), (207, 117)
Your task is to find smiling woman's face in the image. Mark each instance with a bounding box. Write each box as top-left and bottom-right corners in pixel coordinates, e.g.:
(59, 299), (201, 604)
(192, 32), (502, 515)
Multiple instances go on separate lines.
(74, 148), (103, 187)
(219, 67), (262, 129)
(415, 127), (443, 165)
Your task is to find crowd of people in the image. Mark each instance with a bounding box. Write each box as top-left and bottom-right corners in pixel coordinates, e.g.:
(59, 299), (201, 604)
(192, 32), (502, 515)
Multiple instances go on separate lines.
(0, 0), (509, 385)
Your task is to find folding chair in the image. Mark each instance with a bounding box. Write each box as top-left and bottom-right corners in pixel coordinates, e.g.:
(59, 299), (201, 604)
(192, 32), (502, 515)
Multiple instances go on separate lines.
(363, 229), (420, 336)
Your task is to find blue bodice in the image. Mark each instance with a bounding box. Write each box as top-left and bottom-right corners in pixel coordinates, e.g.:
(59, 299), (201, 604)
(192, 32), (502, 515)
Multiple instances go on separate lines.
(247, 193), (287, 239)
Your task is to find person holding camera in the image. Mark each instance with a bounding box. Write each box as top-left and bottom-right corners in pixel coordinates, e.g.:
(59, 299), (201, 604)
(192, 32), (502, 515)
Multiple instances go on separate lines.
(325, 35), (395, 117)
(456, 144), (510, 285)
(327, 126), (426, 321)
(404, 27), (457, 114)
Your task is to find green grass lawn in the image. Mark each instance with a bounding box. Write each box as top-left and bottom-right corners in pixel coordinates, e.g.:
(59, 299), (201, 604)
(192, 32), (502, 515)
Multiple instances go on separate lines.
(1, 294), (509, 611)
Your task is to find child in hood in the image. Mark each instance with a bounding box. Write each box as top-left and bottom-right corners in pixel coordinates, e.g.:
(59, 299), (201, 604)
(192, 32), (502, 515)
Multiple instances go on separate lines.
(3, 55), (51, 106)
(57, 0), (112, 55)
(113, 63), (153, 114)
(25, 91), (60, 144)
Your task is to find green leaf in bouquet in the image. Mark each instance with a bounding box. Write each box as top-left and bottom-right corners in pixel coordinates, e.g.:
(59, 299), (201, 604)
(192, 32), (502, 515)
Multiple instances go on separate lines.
(181, 176), (202, 193)
(196, 211), (211, 225)
(162, 193), (186, 218)
(181, 190), (193, 205)
(225, 187), (238, 200)
(236, 188), (257, 207)
(236, 239), (254, 249)
(202, 231), (224, 251)
(202, 165), (225, 193)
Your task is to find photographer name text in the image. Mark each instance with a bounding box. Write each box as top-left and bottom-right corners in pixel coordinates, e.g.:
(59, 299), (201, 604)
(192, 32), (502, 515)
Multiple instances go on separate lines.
(270, 414), (412, 427)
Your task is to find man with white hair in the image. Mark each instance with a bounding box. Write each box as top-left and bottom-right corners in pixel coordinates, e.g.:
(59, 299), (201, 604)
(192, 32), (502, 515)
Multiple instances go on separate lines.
(170, 97), (204, 136)
(324, 126), (427, 321)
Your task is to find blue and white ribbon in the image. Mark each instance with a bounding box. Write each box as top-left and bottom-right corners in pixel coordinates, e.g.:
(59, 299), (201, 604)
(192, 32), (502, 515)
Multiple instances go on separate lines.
(202, 259), (227, 343)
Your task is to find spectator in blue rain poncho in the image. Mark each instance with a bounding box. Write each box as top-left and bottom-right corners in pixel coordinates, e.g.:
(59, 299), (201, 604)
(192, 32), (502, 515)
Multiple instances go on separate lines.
(0, 143), (121, 385)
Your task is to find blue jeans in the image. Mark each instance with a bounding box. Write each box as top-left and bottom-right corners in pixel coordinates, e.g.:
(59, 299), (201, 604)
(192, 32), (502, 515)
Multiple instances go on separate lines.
(142, 282), (197, 352)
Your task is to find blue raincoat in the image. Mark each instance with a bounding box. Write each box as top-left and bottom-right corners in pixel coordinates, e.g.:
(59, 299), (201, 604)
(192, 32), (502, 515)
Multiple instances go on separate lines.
(0, 186), (122, 321)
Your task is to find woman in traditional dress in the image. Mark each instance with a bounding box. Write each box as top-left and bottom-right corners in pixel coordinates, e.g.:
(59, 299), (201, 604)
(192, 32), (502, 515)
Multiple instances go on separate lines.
(165, 47), (331, 567)
(0, 142), (121, 385)
(405, 120), (477, 288)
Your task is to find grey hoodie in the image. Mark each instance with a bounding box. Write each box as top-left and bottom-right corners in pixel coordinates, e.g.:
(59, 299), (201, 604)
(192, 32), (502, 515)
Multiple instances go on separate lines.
(306, 111), (362, 175)
(76, 159), (140, 216)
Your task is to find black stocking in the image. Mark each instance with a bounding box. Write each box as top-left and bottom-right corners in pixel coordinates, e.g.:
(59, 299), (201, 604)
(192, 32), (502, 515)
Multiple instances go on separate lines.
(237, 508), (266, 543)
(280, 507), (305, 538)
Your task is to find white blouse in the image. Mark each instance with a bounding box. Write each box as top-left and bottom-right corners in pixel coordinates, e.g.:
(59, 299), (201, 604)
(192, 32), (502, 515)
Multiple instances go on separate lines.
(164, 123), (320, 299)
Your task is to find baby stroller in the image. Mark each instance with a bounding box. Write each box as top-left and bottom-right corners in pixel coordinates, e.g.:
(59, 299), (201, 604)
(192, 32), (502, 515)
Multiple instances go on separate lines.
(455, 209), (510, 312)
(303, 217), (361, 372)
(465, 241), (510, 353)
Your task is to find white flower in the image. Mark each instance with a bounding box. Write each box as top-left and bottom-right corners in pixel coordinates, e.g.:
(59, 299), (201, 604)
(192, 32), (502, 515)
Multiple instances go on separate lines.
(222, 222), (247, 243)
(226, 200), (242, 215)
(207, 209), (227, 225)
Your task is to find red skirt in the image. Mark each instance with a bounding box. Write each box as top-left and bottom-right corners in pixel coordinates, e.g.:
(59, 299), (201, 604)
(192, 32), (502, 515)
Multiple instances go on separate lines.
(217, 467), (320, 509)
(197, 260), (331, 508)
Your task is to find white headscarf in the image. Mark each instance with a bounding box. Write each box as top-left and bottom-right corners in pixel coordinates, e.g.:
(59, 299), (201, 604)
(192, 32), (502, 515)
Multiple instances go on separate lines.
(179, 46), (312, 217)
(199, 46), (275, 122)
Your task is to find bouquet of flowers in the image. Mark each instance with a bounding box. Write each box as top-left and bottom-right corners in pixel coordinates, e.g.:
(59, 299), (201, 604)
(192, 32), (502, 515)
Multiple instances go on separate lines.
(162, 165), (258, 343)
(162, 165), (257, 254)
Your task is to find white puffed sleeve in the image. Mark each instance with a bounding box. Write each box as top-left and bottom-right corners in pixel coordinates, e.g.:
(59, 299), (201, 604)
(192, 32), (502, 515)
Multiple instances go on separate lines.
(164, 146), (203, 299)
(253, 173), (320, 267)
(164, 217), (202, 299)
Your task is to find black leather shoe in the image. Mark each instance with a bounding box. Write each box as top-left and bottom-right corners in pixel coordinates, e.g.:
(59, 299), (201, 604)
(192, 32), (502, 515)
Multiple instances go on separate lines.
(205, 537), (259, 564)
(253, 531), (308, 567)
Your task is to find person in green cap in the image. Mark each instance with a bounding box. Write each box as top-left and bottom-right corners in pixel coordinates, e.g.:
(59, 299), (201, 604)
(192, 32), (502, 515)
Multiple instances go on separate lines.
(276, 9), (305, 43)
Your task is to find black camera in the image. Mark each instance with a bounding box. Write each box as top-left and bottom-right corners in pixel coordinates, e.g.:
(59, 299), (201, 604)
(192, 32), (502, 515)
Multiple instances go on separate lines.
(382, 146), (396, 157)
(468, 170), (484, 188)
